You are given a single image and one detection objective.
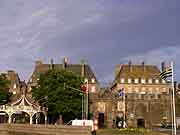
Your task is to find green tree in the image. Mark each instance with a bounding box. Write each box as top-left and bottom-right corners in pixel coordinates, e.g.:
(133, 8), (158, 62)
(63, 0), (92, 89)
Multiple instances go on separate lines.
(32, 69), (83, 123)
(0, 74), (10, 105)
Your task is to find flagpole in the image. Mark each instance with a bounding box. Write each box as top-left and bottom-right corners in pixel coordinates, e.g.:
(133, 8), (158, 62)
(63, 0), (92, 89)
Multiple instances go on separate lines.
(171, 61), (176, 135)
(171, 87), (174, 135)
(123, 88), (126, 128)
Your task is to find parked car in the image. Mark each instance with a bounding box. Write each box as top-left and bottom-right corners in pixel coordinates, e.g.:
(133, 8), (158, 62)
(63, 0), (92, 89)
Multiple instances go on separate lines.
(72, 119), (98, 135)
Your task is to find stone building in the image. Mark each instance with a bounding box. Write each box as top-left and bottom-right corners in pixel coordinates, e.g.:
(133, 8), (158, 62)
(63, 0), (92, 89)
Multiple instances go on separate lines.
(89, 62), (172, 128)
(0, 61), (176, 129)
(27, 58), (100, 94)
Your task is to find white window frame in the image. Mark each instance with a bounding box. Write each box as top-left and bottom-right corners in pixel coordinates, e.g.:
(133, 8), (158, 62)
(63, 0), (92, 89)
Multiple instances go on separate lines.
(91, 78), (95, 83)
(120, 78), (125, 83)
(128, 78), (132, 84)
(155, 79), (159, 84)
(148, 79), (152, 84)
(134, 79), (139, 84)
(141, 79), (146, 84)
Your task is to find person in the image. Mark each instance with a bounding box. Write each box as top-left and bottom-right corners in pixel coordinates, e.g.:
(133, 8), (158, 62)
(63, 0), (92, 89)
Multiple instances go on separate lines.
(118, 121), (122, 128)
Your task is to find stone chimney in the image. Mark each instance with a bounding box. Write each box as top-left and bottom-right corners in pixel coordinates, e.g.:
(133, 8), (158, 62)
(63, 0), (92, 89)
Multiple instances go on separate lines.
(50, 58), (54, 69)
(161, 62), (166, 72)
(81, 59), (85, 78)
(35, 60), (43, 66)
(142, 61), (145, 72)
(62, 57), (68, 69)
(128, 60), (132, 72)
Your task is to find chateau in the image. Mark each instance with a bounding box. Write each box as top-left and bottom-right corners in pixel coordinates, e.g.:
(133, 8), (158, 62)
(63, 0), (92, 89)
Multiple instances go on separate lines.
(0, 58), (178, 128)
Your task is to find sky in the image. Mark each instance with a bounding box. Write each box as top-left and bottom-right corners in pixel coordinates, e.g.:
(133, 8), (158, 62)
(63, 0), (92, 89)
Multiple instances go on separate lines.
(0, 0), (180, 86)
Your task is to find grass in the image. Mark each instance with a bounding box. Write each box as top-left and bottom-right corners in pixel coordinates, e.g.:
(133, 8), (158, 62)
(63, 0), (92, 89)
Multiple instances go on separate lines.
(97, 128), (152, 135)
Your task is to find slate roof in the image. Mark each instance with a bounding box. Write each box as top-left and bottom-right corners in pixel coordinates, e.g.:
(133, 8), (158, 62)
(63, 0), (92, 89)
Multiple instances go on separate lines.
(28, 62), (98, 84)
(115, 64), (161, 81)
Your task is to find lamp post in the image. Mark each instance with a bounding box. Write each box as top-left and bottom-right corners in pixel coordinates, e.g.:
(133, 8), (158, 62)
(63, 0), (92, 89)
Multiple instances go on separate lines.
(64, 84), (87, 120)
(85, 79), (89, 120)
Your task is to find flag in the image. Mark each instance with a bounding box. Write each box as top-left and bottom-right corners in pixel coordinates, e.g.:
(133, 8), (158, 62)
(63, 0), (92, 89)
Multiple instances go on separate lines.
(159, 67), (172, 79)
(117, 88), (124, 96)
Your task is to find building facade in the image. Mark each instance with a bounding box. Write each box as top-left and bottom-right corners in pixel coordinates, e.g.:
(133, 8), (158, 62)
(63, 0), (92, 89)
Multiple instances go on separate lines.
(89, 62), (172, 128)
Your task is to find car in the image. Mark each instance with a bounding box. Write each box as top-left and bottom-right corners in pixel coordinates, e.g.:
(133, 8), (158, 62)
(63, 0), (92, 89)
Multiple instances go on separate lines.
(72, 119), (98, 135)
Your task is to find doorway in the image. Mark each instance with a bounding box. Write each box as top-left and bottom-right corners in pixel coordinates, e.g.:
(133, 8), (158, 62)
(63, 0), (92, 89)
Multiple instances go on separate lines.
(98, 113), (105, 128)
(137, 119), (145, 128)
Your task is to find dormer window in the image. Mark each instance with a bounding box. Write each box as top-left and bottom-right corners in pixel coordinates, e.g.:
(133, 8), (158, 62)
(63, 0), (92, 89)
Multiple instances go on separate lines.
(134, 79), (139, 84)
(148, 79), (152, 84)
(128, 78), (132, 83)
(155, 79), (159, 84)
(120, 78), (125, 83)
(91, 78), (95, 83)
(141, 79), (146, 84)
(84, 78), (88, 83)
(13, 84), (16, 89)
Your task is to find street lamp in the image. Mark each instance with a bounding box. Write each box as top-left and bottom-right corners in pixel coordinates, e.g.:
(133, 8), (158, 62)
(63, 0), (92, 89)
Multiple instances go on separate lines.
(64, 83), (87, 120)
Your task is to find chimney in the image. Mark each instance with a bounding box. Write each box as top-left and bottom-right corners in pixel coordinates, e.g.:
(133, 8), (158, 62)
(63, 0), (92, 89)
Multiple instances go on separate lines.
(161, 62), (166, 72)
(81, 59), (85, 78)
(142, 61), (145, 72)
(62, 57), (68, 69)
(50, 58), (54, 69)
(128, 60), (132, 72)
(35, 60), (43, 66)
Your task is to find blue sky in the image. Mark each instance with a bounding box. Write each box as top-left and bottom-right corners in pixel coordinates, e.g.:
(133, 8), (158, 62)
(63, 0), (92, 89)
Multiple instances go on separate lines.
(0, 0), (180, 86)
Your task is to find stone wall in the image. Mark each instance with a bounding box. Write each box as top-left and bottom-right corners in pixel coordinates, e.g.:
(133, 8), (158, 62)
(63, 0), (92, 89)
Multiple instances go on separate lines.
(0, 124), (91, 135)
(89, 92), (171, 128)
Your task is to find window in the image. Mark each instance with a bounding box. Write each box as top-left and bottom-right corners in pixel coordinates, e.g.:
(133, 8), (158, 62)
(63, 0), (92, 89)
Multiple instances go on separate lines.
(135, 87), (139, 93)
(149, 88), (153, 94)
(155, 79), (159, 84)
(156, 88), (160, 93)
(91, 86), (96, 93)
(13, 91), (16, 95)
(91, 78), (95, 83)
(84, 78), (88, 83)
(134, 79), (139, 84)
(142, 87), (146, 91)
(120, 78), (125, 83)
(148, 79), (152, 84)
(141, 79), (146, 84)
(13, 84), (16, 89)
(128, 78), (132, 83)
(162, 79), (166, 84)
(162, 88), (167, 93)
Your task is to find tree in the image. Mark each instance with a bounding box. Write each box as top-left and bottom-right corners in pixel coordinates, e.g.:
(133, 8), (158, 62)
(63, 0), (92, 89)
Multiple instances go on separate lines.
(32, 69), (83, 124)
(0, 74), (10, 105)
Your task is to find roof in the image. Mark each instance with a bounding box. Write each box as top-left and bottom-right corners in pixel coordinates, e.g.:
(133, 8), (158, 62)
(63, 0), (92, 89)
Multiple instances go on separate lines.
(28, 62), (98, 84)
(115, 64), (161, 80)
